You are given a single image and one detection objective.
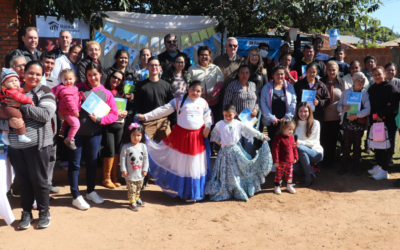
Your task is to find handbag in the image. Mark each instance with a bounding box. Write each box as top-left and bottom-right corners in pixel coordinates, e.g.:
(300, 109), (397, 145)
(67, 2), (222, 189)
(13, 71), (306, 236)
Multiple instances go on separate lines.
(367, 123), (391, 150)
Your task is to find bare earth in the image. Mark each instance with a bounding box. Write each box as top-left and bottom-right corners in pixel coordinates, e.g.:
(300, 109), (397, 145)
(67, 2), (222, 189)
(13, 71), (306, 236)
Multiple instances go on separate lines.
(1, 160), (400, 250)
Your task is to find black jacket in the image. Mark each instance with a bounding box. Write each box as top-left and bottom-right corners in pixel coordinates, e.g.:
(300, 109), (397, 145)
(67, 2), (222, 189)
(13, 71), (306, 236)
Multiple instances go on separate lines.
(161, 69), (191, 86)
(104, 63), (139, 83)
(158, 50), (191, 72)
(293, 58), (326, 80)
(368, 80), (399, 127)
(5, 46), (42, 68)
(49, 47), (68, 59)
(294, 77), (331, 120)
(77, 56), (106, 84)
(249, 65), (268, 92)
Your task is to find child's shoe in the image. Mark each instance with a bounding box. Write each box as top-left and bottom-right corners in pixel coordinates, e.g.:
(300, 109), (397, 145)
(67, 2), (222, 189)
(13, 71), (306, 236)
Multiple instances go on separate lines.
(274, 186), (281, 195)
(287, 183), (296, 194)
(18, 134), (31, 143)
(136, 198), (146, 207)
(64, 138), (77, 150)
(1, 133), (10, 145)
(129, 202), (140, 211)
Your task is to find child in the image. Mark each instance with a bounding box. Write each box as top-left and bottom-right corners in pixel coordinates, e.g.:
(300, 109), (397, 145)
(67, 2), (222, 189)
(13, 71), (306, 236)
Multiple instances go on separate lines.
(136, 80), (212, 202)
(120, 123), (148, 211)
(0, 68), (33, 145)
(271, 120), (298, 194)
(51, 68), (81, 150)
(205, 104), (273, 201)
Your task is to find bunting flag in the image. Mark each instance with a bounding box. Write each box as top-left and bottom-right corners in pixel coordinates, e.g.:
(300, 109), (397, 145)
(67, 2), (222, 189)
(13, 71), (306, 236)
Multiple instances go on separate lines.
(204, 37), (216, 54)
(213, 32), (222, 43)
(181, 35), (190, 47)
(150, 37), (160, 48)
(94, 31), (106, 44)
(139, 35), (148, 46)
(160, 39), (165, 49)
(103, 22), (115, 34)
(206, 26), (216, 37)
(193, 42), (205, 51)
(183, 47), (194, 61)
(128, 48), (139, 65)
(117, 44), (129, 51)
(199, 29), (208, 41)
(104, 37), (118, 56)
(113, 27), (138, 43)
(191, 32), (201, 43)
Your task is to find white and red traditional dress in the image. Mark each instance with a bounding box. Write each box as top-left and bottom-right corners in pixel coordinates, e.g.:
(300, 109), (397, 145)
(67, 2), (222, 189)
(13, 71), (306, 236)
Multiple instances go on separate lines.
(143, 96), (212, 201)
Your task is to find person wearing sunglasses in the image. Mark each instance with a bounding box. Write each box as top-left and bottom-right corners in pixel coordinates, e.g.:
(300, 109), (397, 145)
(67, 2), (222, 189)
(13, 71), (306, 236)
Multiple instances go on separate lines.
(158, 34), (192, 72)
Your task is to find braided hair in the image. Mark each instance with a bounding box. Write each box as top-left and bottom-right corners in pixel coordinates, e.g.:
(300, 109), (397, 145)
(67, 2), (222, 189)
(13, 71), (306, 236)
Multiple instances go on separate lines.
(178, 80), (202, 114)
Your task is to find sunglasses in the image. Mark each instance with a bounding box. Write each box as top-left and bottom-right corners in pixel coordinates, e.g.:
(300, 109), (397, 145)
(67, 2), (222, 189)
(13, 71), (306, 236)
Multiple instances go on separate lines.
(111, 75), (122, 81)
(228, 44), (238, 48)
(166, 40), (177, 44)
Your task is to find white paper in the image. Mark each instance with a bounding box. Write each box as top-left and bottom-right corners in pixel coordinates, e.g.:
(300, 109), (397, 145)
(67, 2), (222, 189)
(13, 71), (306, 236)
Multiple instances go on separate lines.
(104, 37), (118, 56)
(193, 42), (205, 51)
(127, 48), (139, 66)
(150, 37), (160, 48)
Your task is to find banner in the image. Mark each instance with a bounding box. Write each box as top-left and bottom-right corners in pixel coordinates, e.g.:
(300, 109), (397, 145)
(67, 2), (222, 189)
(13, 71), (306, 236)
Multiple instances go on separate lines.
(204, 37), (216, 54)
(104, 37), (118, 56)
(235, 37), (281, 58)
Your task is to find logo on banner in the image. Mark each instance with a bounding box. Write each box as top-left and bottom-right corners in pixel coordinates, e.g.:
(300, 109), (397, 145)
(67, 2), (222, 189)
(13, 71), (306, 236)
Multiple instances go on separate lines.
(247, 40), (269, 46)
(49, 21), (59, 31)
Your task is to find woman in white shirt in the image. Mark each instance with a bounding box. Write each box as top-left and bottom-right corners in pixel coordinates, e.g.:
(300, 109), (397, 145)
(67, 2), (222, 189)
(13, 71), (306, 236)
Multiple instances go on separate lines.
(343, 60), (370, 89)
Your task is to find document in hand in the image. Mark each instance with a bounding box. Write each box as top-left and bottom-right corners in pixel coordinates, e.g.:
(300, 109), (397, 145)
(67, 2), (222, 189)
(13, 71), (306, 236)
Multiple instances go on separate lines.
(238, 107), (258, 126)
(347, 92), (361, 116)
(301, 90), (316, 111)
(81, 92), (111, 118)
(124, 81), (135, 94)
(115, 98), (127, 123)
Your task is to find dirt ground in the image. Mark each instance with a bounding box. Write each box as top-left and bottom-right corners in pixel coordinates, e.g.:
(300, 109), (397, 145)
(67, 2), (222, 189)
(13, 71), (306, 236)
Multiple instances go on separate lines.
(1, 154), (400, 250)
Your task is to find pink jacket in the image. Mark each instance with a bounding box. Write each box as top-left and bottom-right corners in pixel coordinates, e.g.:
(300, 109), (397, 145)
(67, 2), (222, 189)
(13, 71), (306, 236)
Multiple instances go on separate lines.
(52, 84), (81, 116)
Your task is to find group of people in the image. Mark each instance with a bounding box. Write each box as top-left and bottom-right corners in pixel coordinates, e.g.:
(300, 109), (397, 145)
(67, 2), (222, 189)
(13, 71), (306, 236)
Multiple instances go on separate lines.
(2, 27), (400, 230)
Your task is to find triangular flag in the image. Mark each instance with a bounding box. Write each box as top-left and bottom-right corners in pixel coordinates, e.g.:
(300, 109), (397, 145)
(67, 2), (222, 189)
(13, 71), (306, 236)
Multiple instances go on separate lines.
(193, 42), (205, 51)
(139, 35), (148, 46)
(204, 37), (216, 54)
(213, 32), (222, 43)
(181, 35), (190, 47)
(191, 32), (200, 43)
(160, 39), (165, 49)
(104, 37), (118, 56)
(206, 26), (216, 37)
(199, 29), (208, 41)
(94, 32), (106, 44)
(103, 22), (115, 34)
(150, 37), (160, 48)
(183, 47), (194, 61)
(113, 27), (138, 43)
(128, 48), (139, 66)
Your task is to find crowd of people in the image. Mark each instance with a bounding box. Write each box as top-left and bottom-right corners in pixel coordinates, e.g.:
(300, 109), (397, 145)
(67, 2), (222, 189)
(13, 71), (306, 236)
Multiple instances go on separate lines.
(2, 27), (400, 230)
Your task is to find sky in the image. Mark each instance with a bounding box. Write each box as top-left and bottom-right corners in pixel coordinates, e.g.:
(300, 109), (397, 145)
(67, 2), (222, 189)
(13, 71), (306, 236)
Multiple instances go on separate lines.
(370, 0), (400, 34)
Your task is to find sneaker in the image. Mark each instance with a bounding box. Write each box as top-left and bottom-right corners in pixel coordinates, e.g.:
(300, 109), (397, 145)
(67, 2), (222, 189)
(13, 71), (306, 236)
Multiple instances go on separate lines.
(372, 169), (389, 180)
(136, 198), (146, 207)
(368, 165), (381, 175)
(49, 185), (60, 194)
(18, 211), (33, 230)
(37, 210), (51, 229)
(129, 202), (140, 211)
(287, 184), (296, 194)
(72, 195), (90, 210)
(274, 186), (281, 195)
(86, 191), (104, 204)
(64, 138), (77, 150)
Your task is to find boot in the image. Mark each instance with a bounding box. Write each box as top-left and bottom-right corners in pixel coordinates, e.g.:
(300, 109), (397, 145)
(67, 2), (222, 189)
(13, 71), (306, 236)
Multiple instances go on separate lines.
(111, 154), (121, 187)
(102, 157), (116, 189)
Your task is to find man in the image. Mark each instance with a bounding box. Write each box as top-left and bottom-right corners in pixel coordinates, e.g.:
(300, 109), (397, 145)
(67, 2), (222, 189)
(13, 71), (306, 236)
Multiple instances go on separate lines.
(293, 44), (326, 79)
(52, 45), (83, 82)
(40, 52), (60, 194)
(50, 30), (73, 59)
(312, 35), (331, 62)
(331, 47), (350, 78)
(158, 34), (191, 72)
(135, 56), (173, 140)
(361, 55), (377, 87)
(266, 41), (296, 80)
(5, 27), (42, 68)
(10, 55), (27, 83)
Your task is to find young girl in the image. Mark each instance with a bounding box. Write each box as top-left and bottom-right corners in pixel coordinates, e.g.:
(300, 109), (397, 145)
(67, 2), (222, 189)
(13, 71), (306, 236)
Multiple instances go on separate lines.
(205, 104), (273, 201)
(51, 68), (81, 150)
(136, 80), (212, 202)
(271, 120), (298, 194)
(120, 123), (148, 211)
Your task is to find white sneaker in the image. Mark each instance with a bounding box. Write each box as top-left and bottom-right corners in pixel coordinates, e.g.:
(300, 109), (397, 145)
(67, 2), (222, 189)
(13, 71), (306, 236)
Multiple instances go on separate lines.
(72, 195), (90, 210)
(368, 165), (381, 175)
(274, 186), (281, 195)
(372, 169), (389, 180)
(287, 184), (296, 194)
(86, 191), (104, 204)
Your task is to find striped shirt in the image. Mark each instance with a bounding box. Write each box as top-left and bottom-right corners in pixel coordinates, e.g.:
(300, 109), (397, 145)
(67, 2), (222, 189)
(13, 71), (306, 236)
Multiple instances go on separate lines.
(223, 80), (259, 114)
(0, 84), (56, 149)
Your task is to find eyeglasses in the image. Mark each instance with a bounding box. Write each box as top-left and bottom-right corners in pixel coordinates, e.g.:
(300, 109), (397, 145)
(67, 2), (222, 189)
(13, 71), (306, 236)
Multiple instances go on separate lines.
(111, 75), (122, 81)
(373, 74), (383, 77)
(250, 54), (259, 58)
(228, 44), (238, 48)
(174, 62), (185, 65)
(14, 63), (26, 69)
(166, 40), (177, 44)
(148, 64), (160, 68)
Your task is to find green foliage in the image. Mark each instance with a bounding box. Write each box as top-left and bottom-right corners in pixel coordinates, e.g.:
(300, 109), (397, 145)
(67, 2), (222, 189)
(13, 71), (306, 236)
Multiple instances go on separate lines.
(356, 41), (384, 48)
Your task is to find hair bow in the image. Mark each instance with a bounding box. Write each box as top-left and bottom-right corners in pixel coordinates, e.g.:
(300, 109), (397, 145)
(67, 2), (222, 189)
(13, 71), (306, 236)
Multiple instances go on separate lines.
(129, 123), (139, 130)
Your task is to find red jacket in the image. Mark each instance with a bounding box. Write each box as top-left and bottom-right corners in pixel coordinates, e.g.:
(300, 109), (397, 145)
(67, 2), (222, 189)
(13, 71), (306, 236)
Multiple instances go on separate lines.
(51, 84), (81, 115)
(0, 88), (33, 104)
(271, 133), (298, 163)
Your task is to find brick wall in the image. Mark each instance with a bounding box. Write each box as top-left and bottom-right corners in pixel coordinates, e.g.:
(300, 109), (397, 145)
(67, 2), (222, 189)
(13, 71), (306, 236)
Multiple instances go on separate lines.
(0, 0), (18, 68)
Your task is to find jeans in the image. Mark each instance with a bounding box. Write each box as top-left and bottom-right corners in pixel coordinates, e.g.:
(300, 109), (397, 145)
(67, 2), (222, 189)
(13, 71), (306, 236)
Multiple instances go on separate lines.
(67, 132), (102, 199)
(294, 145), (323, 181)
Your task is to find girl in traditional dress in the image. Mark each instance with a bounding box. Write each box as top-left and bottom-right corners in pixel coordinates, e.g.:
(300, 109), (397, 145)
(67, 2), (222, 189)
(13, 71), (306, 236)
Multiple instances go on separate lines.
(136, 80), (212, 202)
(205, 104), (273, 201)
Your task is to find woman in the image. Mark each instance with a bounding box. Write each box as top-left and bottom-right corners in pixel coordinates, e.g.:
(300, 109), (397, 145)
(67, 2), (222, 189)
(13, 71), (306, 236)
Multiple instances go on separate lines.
(102, 70), (134, 189)
(367, 66), (399, 180)
(0, 61), (56, 229)
(77, 41), (106, 83)
(260, 65), (297, 146)
(294, 63), (330, 124)
(343, 61), (370, 89)
(279, 52), (298, 84)
(320, 60), (348, 168)
(337, 72), (370, 176)
(246, 48), (268, 92)
(64, 62), (118, 210)
(161, 53), (192, 97)
(52, 45), (83, 82)
(293, 102), (323, 187)
(385, 62), (400, 89)
(224, 65), (259, 155)
(105, 49), (139, 82)
(132, 48), (153, 81)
